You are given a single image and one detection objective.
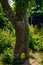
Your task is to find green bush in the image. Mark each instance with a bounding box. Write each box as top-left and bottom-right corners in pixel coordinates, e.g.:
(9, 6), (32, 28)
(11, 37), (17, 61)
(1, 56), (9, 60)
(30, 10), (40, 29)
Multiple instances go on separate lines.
(29, 25), (43, 51)
(0, 29), (16, 53)
(2, 49), (14, 65)
(0, 13), (15, 36)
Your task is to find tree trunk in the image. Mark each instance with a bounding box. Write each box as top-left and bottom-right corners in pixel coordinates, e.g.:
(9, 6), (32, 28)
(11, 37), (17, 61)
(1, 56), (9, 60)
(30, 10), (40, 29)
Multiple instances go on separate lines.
(0, 0), (29, 65)
(13, 13), (29, 65)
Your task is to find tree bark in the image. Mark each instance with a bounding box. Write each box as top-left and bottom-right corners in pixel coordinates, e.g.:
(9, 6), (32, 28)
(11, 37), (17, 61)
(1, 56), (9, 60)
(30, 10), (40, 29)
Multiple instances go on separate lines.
(0, 0), (29, 65)
(13, 13), (29, 65)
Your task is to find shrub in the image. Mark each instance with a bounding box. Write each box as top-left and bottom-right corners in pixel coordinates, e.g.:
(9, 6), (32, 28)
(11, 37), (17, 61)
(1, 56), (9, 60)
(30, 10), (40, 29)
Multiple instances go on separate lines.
(2, 49), (14, 65)
(0, 29), (16, 53)
(29, 25), (43, 51)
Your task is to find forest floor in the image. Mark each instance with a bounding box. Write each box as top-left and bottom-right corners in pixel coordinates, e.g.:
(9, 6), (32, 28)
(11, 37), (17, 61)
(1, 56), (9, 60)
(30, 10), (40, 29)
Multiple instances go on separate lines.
(0, 51), (43, 65)
(29, 50), (43, 65)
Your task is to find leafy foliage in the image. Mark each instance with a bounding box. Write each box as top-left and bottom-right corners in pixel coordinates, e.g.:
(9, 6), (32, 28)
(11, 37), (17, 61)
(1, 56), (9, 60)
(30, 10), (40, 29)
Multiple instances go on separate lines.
(15, 0), (28, 13)
(29, 25), (43, 51)
(2, 49), (14, 65)
(0, 29), (16, 54)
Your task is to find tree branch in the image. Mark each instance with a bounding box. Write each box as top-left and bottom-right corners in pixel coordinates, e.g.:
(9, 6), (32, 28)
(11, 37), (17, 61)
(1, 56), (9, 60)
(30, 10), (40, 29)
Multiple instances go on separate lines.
(0, 0), (17, 28)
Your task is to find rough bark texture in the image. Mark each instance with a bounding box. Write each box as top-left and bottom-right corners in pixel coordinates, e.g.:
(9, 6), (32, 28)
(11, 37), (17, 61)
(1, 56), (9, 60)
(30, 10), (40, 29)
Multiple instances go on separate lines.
(14, 1), (29, 61)
(0, 0), (29, 65)
(14, 13), (29, 65)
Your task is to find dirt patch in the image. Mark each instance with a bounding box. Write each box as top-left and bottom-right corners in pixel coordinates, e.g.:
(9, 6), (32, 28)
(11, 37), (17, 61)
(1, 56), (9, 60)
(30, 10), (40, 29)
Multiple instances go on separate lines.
(29, 51), (43, 65)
